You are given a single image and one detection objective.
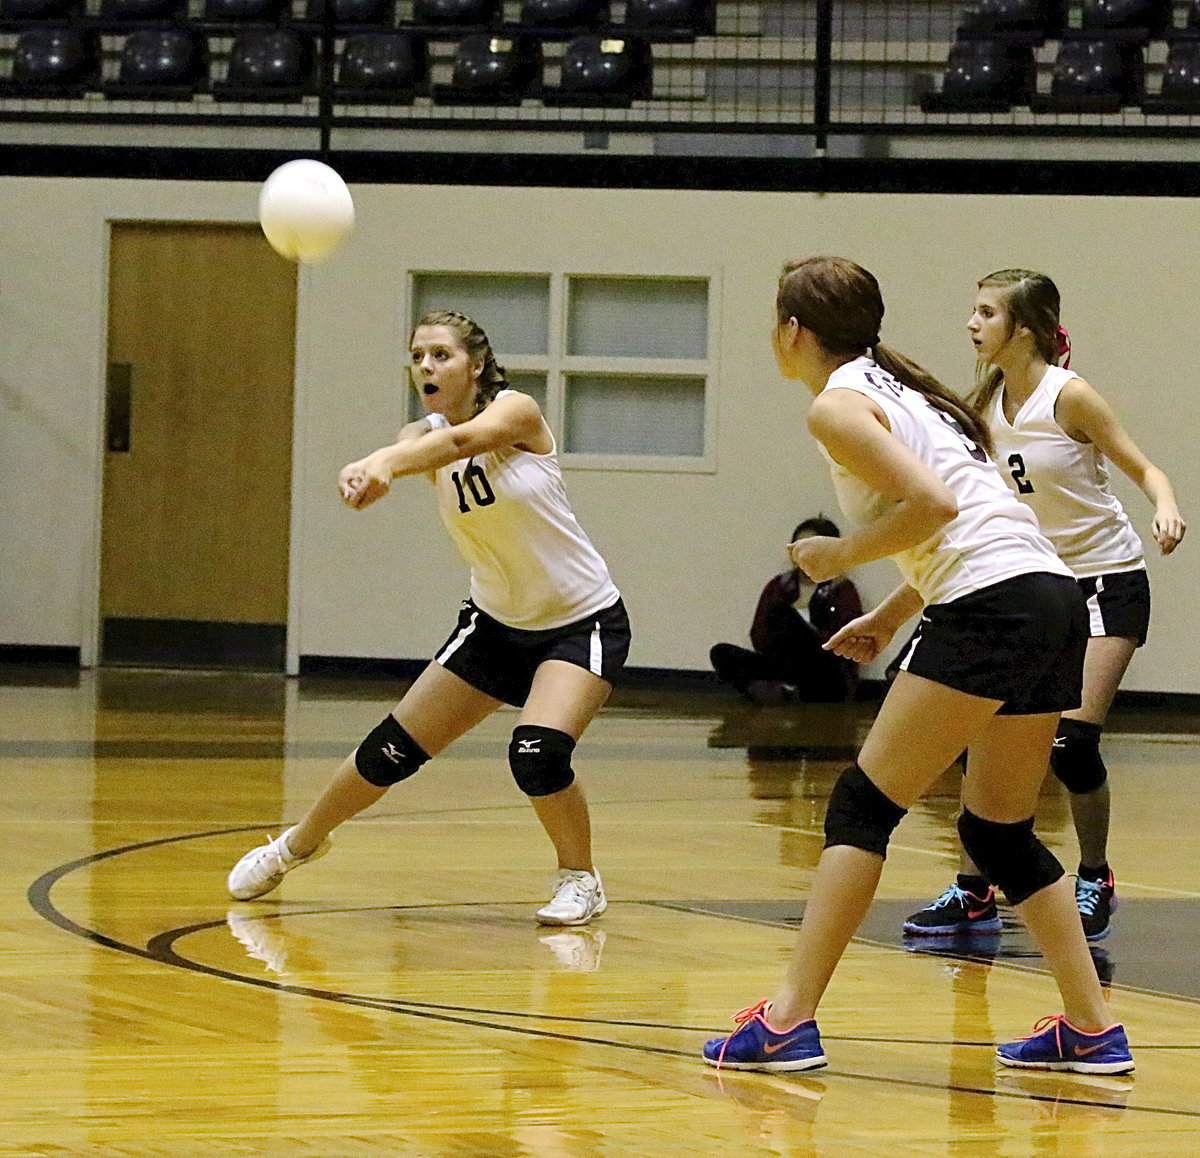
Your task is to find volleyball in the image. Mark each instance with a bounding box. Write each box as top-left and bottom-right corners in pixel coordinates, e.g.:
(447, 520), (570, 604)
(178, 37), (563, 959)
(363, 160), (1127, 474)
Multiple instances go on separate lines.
(258, 159), (355, 263)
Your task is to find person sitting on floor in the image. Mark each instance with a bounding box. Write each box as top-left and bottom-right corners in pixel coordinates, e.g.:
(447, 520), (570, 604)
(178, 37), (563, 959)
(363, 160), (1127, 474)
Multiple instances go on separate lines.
(710, 516), (863, 705)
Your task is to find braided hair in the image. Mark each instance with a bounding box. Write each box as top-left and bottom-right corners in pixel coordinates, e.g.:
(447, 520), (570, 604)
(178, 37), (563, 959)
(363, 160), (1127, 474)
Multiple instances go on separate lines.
(411, 309), (508, 415)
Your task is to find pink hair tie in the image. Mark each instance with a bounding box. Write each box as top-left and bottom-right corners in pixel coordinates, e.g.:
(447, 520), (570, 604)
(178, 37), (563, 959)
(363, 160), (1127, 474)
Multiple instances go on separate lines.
(1055, 325), (1072, 368)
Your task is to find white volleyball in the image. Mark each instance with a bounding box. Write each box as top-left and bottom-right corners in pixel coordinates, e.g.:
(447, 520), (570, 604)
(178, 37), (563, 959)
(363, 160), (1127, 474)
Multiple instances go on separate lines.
(258, 159), (355, 263)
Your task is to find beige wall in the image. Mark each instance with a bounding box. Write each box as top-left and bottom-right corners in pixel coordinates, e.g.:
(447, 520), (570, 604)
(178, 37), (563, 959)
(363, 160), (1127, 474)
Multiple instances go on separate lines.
(0, 177), (1194, 691)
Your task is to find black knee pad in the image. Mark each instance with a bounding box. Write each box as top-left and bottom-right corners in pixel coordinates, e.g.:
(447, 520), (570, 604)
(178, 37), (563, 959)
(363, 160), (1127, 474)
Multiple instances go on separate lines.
(957, 808), (1063, 905)
(354, 715), (430, 787)
(509, 725), (576, 797)
(1050, 719), (1106, 794)
(823, 764), (907, 858)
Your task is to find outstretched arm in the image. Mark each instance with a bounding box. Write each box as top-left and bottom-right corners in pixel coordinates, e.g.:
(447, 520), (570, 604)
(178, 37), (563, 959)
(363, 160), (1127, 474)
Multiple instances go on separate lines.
(339, 393), (545, 510)
(1057, 379), (1186, 554)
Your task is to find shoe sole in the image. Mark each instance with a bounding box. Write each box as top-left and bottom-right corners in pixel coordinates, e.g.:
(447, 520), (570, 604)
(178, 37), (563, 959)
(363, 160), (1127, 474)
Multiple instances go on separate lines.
(536, 897), (607, 927)
(702, 1054), (828, 1072)
(995, 1053), (1134, 1075)
(902, 919), (1003, 935)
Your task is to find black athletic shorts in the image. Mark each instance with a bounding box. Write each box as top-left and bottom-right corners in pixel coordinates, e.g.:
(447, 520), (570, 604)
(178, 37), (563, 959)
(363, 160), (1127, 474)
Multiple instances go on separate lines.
(895, 572), (1087, 716)
(1077, 569), (1150, 646)
(434, 597), (631, 707)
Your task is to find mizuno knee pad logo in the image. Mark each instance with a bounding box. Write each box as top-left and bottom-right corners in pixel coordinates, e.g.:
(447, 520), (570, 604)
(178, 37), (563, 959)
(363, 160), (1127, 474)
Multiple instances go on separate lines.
(356, 717), (430, 787)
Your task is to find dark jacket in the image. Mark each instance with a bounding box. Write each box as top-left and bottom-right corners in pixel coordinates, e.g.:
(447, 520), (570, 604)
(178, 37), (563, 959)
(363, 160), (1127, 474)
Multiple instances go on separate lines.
(749, 571), (863, 696)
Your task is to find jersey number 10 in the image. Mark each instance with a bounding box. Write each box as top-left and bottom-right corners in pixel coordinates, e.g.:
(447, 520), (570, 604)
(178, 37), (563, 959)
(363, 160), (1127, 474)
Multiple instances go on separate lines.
(451, 464), (497, 513)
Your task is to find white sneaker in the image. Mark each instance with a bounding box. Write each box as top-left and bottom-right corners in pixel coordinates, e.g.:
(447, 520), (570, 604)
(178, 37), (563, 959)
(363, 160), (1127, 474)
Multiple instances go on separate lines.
(226, 826), (331, 900)
(536, 868), (606, 926)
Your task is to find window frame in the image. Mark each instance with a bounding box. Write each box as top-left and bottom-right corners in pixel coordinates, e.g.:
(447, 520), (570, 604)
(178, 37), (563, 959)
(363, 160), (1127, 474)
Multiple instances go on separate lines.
(405, 267), (719, 474)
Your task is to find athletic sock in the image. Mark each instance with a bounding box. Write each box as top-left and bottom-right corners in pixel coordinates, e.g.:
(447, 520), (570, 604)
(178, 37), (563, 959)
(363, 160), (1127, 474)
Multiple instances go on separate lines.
(1078, 861), (1111, 882)
(957, 872), (990, 897)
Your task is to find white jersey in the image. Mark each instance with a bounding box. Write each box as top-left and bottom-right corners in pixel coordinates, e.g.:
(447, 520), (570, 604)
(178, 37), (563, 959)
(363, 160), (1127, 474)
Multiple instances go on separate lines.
(428, 392), (619, 630)
(822, 357), (1070, 606)
(986, 365), (1145, 578)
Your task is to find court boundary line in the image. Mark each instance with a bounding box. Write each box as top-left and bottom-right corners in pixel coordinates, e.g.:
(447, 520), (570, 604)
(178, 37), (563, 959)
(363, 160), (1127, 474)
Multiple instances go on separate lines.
(22, 825), (1200, 1121)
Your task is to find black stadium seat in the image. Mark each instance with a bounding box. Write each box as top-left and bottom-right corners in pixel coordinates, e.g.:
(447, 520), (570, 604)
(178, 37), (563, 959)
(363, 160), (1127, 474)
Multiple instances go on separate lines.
(99, 0), (187, 18)
(624, 0), (714, 35)
(1080, 0), (1170, 37)
(413, 0), (500, 24)
(550, 34), (651, 105)
(1143, 40), (1200, 113)
(1, 26), (99, 95)
(0, 0), (81, 17)
(306, 0), (394, 26)
(1031, 37), (1142, 112)
(436, 33), (541, 102)
(958, 0), (1064, 37)
(921, 40), (1034, 113)
(213, 28), (315, 100)
(203, 0), (288, 21)
(336, 31), (427, 101)
(105, 28), (208, 98)
(519, 0), (608, 29)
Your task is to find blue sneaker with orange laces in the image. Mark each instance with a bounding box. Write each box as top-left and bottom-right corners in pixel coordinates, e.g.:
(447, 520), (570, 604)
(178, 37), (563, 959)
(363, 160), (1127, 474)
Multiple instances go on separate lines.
(702, 1000), (827, 1071)
(996, 1015), (1134, 1074)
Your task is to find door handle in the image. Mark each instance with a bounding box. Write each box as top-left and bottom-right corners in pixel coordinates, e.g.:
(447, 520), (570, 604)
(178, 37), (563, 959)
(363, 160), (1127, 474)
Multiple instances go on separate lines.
(106, 362), (131, 453)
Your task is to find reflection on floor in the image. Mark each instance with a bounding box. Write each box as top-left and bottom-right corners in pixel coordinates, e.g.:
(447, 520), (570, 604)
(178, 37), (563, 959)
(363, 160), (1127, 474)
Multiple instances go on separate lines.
(656, 897), (1200, 1000)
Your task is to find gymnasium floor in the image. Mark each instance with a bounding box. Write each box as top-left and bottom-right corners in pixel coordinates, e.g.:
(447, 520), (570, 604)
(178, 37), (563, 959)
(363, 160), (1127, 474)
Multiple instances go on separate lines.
(3, 663), (1198, 1157)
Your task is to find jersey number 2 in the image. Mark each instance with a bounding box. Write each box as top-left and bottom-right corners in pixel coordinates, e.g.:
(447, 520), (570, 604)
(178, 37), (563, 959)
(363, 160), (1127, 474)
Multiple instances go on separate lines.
(1008, 453), (1035, 494)
(451, 464), (496, 513)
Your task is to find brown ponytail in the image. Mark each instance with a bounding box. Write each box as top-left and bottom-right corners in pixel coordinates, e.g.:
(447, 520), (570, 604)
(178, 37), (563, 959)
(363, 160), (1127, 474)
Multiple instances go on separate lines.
(872, 342), (993, 456)
(778, 257), (992, 456)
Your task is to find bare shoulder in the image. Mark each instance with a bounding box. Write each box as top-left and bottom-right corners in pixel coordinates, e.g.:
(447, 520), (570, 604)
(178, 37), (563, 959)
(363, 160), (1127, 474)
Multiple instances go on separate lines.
(488, 389), (543, 420)
(473, 389), (543, 431)
(808, 387), (886, 436)
(480, 389), (552, 453)
(1057, 374), (1099, 403)
(1054, 375), (1111, 442)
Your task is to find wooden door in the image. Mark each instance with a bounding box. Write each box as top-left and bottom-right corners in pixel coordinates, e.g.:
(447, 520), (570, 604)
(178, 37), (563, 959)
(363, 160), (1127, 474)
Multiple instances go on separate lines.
(100, 222), (297, 667)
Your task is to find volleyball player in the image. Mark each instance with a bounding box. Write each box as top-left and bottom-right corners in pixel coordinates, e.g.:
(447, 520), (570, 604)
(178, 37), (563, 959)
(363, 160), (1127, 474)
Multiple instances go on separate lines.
(703, 256), (1133, 1075)
(904, 270), (1185, 943)
(227, 309), (629, 927)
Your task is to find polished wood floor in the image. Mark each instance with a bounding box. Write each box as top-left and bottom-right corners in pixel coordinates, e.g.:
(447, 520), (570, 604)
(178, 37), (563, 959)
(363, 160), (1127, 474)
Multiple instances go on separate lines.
(2, 665), (1198, 1157)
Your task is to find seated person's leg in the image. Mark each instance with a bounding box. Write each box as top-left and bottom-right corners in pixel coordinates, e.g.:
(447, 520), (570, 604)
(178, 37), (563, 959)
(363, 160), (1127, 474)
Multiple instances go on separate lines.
(710, 642), (779, 697)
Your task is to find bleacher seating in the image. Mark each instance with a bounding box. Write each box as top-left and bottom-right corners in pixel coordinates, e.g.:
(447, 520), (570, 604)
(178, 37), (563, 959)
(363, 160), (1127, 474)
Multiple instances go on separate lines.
(213, 27), (314, 99)
(104, 27), (208, 97)
(545, 33), (652, 105)
(921, 39), (1034, 113)
(335, 30), (426, 101)
(0, 25), (98, 95)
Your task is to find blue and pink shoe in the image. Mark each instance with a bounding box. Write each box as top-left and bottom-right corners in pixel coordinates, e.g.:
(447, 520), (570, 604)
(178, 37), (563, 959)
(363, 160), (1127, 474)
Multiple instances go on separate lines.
(997, 1015), (1134, 1074)
(702, 1000), (827, 1071)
